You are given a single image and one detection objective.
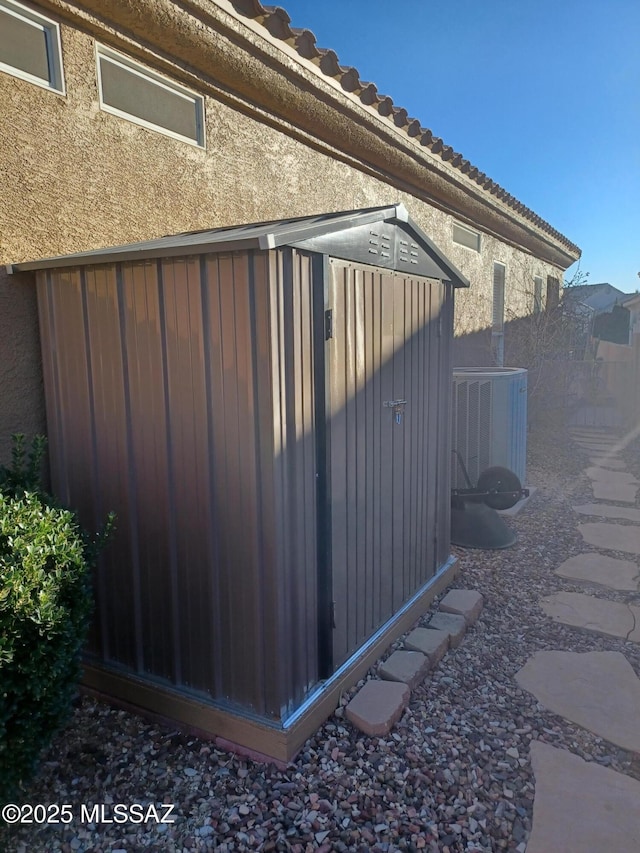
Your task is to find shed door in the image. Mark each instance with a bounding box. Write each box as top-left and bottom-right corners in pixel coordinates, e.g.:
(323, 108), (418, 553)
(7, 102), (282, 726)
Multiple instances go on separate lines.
(326, 259), (444, 669)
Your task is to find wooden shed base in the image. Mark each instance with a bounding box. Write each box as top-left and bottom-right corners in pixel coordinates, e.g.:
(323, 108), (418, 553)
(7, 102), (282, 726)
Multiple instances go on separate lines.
(82, 557), (459, 763)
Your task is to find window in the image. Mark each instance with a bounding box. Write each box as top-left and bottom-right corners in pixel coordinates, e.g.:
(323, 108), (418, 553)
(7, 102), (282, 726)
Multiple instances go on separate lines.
(452, 222), (481, 252)
(96, 45), (205, 147)
(0, 0), (64, 93)
(533, 276), (543, 313)
(492, 262), (506, 366)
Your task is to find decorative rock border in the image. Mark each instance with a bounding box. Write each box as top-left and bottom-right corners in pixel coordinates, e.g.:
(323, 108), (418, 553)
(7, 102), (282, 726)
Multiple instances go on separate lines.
(344, 681), (410, 737)
(345, 589), (483, 736)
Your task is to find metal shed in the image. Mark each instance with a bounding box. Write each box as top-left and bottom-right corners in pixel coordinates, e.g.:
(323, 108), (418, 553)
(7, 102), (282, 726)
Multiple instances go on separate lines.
(11, 204), (469, 761)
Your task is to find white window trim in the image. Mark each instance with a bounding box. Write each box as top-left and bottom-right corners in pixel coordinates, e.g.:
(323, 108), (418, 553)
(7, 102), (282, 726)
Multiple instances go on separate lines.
(452, 221), (482, 253)
(96, 44), (205, 148)
(0, 0), (65, 94)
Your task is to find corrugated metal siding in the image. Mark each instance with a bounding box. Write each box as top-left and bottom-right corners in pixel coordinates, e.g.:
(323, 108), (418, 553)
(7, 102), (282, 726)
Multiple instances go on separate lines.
(36, 242), (452, 719)
(269, 250), (318, 711)
(36, 248), (319, 720)
(327, 261), (451, 667)
(119, 261), (176, 680)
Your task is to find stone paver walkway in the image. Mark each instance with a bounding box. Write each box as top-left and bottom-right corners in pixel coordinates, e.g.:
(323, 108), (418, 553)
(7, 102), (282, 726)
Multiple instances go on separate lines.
(527, 742), (640, 853)
(516, 650), (640, 752)
(584, 466), (638, 484)
(517, 426), (640, 850)
(591, 481), (638, 503)
(579, 521), (640, 554)
(554, 552), (640, 590)
(588, 456), (628, 469)
(540, 591), (640, 640)
(573, 503), (640, 522)
(574, 441), (621, 453)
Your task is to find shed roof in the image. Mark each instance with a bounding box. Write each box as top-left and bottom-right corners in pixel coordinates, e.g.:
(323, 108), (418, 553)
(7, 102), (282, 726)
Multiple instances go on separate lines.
(9, 204), (470, 287)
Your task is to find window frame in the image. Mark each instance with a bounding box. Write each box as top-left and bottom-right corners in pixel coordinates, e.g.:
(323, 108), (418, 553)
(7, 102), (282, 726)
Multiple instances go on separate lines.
(452, 221), (482, 253)
(492, 261), (506, 367)
(96, 44), (205, 148)
(0, 0), (65, 94)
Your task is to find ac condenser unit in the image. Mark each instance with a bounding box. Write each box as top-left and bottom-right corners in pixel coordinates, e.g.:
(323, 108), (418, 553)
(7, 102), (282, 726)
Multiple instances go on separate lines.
(451, 367), (528, 489)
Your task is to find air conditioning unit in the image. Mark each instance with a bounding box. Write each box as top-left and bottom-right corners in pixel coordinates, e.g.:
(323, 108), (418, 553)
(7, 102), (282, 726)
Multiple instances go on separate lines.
(451, 367), (528, 489)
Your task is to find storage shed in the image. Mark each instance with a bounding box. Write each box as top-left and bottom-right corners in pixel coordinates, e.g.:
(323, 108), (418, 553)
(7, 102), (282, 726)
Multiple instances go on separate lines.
(10, 204), (469, 761)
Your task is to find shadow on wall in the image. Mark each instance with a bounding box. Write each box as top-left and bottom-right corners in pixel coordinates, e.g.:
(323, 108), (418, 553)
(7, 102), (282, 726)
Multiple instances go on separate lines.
(451, 326), (494, 369)
(0, 269), (46, 465)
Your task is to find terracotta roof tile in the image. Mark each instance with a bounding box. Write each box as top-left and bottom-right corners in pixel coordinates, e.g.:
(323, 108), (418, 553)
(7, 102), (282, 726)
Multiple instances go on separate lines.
(239, 2), (579, 254)
(359, 83), (378, 105)
(292, 28), (321, 59)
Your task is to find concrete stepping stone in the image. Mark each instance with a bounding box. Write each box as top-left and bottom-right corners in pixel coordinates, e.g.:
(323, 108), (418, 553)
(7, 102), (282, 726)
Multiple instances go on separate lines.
(589, 457), (627, 469)
(575, 441), (622, 453)
(540, 591), (640, 641)
(555, 552), (640, 591)
(570, 424), (609, 430)
(515, 650), (640, 752)
(579, 522), (640, 555)
(591, 481), (638, 503)
(378, 650), (430, 688)
(573, 431), (619, 440)
(425, 612), (467, 647)
(345, 679), (410, 736)
(438, 589), (484, 625)
(527, 742), (640, 853)
(404, 627), (449, 665)
(573, 503), (640, 523)
(585, 466), (638, 484)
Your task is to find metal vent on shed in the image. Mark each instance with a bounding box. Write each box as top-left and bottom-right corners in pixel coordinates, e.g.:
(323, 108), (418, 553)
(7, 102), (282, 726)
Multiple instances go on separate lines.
(398, 238), (420, 266)
(368, 229), (391, 260)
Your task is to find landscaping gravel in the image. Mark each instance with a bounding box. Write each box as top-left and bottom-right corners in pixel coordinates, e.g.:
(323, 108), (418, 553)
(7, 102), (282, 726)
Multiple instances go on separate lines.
(3, 429), (640, 853)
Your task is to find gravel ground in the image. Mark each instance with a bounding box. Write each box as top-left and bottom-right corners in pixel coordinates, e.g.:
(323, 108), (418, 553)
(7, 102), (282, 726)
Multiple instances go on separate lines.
(3, 428), (640, 853)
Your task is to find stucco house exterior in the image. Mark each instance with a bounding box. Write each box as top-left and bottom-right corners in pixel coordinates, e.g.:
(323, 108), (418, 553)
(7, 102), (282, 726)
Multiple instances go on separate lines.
(1, 0), (580, 463)
(1, 0), (581, 758)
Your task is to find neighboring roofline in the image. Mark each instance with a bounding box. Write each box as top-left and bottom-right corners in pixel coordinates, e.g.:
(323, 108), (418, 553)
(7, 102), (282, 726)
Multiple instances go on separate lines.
(32, 0), (580, 270)
(8, 204), (470, 287)
(622, 292), (640, 305)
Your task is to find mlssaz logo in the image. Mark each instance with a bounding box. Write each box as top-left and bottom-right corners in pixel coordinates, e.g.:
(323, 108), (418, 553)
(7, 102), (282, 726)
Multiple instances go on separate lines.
(80, 803), (177, 824)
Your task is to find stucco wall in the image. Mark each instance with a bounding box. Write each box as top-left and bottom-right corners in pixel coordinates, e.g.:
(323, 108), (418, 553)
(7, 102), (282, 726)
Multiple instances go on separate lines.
(0, 271), (45, 464)
(0, 13), (566, 459)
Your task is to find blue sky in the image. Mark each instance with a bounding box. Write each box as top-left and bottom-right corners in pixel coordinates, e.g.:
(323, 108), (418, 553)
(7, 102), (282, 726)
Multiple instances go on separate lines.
(279, 0), (640, 292)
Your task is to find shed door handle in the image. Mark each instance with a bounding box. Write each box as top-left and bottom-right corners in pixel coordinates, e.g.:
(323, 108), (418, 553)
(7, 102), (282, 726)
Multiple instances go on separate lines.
(384, 399), (407, 424)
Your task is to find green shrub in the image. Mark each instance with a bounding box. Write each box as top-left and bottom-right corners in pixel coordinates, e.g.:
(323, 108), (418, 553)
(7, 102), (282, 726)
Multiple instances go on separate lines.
(0, 433), (48, 496)
(0, 437), (114, 805)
